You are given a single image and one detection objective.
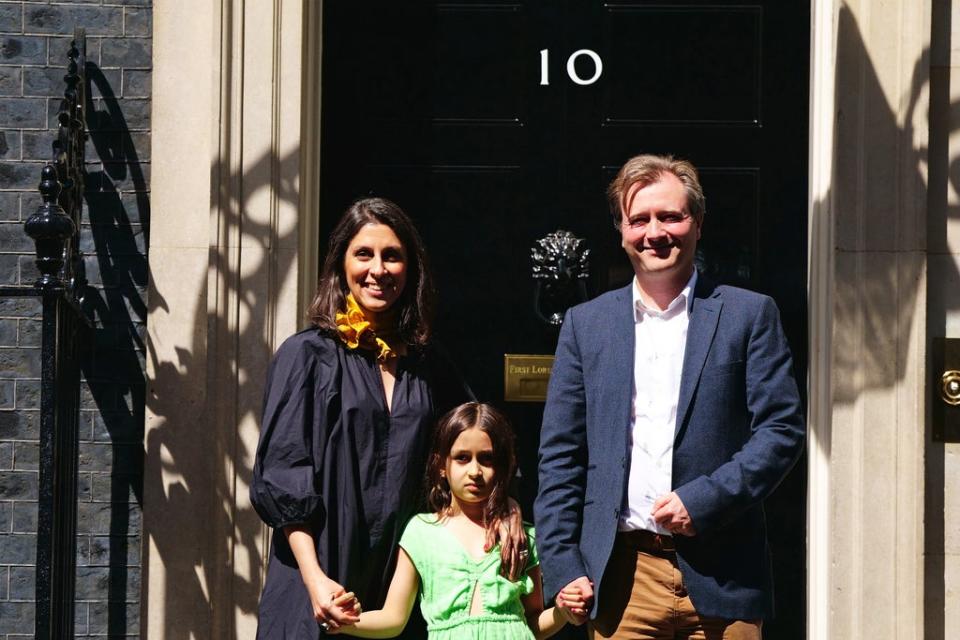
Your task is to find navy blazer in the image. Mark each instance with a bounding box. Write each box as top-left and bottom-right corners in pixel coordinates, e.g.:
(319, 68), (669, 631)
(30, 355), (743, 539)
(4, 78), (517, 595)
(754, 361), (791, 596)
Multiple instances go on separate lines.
(534, 276), (805, 620)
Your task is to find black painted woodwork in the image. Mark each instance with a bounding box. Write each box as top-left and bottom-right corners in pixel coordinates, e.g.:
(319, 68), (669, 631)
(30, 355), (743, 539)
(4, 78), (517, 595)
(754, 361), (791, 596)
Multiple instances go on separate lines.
(321, 3), (809, 637)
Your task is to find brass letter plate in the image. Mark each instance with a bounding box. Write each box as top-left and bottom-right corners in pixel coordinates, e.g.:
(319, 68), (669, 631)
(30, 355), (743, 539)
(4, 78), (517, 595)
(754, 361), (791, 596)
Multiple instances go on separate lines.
(504, 354), (555, 402)
(933, 337), (960, 442)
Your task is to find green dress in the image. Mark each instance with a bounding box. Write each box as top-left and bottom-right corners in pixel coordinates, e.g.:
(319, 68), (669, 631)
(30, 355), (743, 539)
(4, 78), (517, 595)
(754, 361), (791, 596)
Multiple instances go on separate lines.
(399, 514), (539, 640)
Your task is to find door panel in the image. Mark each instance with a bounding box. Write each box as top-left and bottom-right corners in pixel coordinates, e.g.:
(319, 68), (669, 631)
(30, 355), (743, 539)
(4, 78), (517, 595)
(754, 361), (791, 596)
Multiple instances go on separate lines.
(321, 3), (808, 637)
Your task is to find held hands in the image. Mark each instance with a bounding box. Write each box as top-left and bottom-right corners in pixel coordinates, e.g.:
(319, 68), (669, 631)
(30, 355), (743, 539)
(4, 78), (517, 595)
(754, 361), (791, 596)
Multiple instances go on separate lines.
(307, 577), (361, 632)
(555, 576), (593, 625)
(651, 491), (696, 536)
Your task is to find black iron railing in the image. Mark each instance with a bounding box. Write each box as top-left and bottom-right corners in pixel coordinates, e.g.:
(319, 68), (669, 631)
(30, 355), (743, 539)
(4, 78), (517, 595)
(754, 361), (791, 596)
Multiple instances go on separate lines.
(0, 29), (92, 639)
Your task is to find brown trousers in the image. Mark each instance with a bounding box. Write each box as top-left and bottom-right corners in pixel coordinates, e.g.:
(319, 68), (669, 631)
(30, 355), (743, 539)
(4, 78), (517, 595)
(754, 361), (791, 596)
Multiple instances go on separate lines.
(589, 531), (762, 640)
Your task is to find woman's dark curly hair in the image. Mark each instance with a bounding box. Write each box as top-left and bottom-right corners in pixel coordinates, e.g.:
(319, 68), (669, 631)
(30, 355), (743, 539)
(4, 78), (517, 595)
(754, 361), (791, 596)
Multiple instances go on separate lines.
(426, 402), (517, 535)
(307, 197), (435, 346)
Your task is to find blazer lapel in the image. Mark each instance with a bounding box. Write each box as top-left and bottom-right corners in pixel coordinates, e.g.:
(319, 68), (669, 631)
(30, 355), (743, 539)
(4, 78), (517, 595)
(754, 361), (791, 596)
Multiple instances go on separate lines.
(674, 278), (722, 442)
(605, 284), (635, 443)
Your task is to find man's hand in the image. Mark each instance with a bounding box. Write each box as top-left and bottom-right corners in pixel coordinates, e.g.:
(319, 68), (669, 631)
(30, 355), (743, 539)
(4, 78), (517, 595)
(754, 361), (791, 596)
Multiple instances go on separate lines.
(556, 576), (593, 625)
(652, 492), (696, 536)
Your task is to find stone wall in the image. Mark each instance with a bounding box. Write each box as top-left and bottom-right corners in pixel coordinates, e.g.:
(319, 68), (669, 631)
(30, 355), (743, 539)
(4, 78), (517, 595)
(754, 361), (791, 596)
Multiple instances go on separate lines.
(0, 1), (150, 637)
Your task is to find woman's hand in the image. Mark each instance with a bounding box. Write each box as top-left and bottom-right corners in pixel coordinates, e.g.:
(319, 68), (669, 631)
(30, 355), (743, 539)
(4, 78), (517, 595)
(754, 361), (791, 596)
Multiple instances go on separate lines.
(283, 525), (361, 632)
(485, 497), (528, 581)
(321, 592), (362, 634)
(306, 577), (361, 631)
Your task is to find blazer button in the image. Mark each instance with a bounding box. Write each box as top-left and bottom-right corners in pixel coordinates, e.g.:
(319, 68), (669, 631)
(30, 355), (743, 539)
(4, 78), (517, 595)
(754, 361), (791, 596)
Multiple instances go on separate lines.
(614, 508), (620, 518)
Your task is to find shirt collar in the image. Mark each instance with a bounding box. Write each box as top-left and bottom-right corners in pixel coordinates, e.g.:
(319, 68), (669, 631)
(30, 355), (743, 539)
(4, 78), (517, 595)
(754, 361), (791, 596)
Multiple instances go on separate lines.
(632, 269), (698, 322)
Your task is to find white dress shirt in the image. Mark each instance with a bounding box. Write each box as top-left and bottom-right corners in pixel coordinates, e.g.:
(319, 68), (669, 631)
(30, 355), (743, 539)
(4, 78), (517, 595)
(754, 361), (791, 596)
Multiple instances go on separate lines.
(619, 270), (697, 533)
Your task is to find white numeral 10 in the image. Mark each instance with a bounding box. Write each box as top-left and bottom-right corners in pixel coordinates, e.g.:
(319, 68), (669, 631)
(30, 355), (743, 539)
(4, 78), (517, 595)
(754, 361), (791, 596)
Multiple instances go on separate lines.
(539, 49), (603, 86)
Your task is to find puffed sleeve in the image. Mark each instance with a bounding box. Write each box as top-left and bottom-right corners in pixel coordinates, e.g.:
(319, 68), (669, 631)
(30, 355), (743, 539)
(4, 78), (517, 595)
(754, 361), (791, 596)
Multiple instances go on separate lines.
(250, 333), (337, 529)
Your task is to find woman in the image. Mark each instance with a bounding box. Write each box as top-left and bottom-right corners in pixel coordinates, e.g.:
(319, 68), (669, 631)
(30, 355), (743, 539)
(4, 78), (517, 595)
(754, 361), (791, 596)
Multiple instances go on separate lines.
(250, 198), (503, 638)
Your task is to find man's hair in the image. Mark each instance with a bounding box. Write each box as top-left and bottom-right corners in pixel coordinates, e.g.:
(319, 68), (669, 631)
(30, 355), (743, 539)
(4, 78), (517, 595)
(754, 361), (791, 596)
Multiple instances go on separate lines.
(607, 154), (706, 227)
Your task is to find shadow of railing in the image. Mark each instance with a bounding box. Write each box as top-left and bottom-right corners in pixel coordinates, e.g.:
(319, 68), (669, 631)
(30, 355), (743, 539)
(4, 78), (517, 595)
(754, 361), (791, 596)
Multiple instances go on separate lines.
(77, 61), (150, 637)
(143, 144), (301, 638)
(825, 5), (956, 639)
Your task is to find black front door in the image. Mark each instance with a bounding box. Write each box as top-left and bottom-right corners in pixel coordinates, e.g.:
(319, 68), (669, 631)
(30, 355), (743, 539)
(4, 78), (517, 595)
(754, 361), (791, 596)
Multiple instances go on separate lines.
(320, 2), (808, 637)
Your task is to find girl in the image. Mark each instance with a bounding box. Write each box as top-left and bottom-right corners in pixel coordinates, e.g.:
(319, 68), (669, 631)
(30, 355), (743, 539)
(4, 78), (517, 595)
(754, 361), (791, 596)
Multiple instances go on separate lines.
(332, 402), (585, 639)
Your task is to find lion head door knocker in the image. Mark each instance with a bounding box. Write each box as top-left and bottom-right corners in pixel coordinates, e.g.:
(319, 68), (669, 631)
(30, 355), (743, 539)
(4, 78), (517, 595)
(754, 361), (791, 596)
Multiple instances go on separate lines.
(531, 230), (591, 326)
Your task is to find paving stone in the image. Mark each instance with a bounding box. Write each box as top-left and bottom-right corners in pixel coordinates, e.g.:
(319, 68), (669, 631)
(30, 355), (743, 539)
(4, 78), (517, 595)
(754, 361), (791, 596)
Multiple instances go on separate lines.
(75, 565), (140, 601)
(0, 220), (33, 251)
(16, 254), (39, 286)
(22, 66), (70, 98)
(0, 317), (15, 345)
(100, 36), (149, 68)
(24, 5), (122, 37)
(0, 66), (21, 97)
(121, 69), (149, 97)
(79, 442), (142, 474)
(7, 566), (34, 600)
(87, 600), (140, 634)
(10, 500), (35, 531)
(14, 379), (38, 409)
(0, 36), (45, 65)
(0, 601), (35, 633)
(0, 129), (21, 159)
(0, 347), (40, 378)
(89, 473), (140, 503)
(20, 129), (54, 160)
(0, 297), (40, 318)
(11, 442), (36, 469)
(0, 191), (18, 220)
(0, 378), (12, 409)
(0, 411), (37, 444)
(0, 4), (22, 33)
(0, 252), (17, 284)
(0, 97), (45, 128)
(0, 532), (35, 563)
(0, 161), (38, 188)
(123, 7), (150, 37)
(0, 471), (37, 500)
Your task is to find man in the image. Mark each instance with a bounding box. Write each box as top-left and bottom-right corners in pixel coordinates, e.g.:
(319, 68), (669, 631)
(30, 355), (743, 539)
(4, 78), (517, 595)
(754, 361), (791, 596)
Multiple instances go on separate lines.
(535, 154), (805, 639)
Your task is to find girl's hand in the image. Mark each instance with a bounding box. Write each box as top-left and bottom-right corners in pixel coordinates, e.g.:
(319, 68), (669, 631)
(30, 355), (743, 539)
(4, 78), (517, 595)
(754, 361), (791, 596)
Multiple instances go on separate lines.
(307, 577), (360, 631)
(324, 593), (360, 635)
(556, 583), (588, 619)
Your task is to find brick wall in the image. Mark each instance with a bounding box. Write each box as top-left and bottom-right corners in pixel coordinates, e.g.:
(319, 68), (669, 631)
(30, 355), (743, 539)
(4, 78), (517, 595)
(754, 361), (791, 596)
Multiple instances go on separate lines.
(0, 1), (150, 637)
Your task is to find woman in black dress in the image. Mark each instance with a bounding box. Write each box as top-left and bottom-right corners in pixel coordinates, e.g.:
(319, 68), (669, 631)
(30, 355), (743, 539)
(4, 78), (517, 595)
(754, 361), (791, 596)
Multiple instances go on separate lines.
(250, 198), (473, 638)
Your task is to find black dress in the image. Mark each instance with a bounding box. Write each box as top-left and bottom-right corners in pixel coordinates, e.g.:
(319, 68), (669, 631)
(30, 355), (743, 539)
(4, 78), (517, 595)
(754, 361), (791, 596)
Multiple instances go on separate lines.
(250, 329), (468, 639)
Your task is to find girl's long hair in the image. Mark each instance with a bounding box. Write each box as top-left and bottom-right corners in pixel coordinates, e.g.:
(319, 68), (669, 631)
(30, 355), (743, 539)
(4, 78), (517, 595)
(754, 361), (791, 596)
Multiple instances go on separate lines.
(425, 402), (517, 537)
(306, 197), (435, 346)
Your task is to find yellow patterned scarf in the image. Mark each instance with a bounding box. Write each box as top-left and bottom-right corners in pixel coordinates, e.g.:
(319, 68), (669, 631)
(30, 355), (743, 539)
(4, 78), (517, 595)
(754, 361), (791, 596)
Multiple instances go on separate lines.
(335, 293), (398, 363)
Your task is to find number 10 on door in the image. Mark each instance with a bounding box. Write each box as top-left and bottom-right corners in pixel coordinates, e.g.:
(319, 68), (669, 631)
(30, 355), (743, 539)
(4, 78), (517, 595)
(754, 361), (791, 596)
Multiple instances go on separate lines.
(539, 49), (603, 86)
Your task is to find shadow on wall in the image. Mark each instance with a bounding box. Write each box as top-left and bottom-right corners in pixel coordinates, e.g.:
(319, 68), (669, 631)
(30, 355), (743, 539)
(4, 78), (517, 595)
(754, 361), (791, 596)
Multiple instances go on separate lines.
(829, 7), (930, 405)
(75, 61), (150, 637)
(136, 5), (954, 640)
(142, 143), (301, 638)
(828, 4), (953, 639)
